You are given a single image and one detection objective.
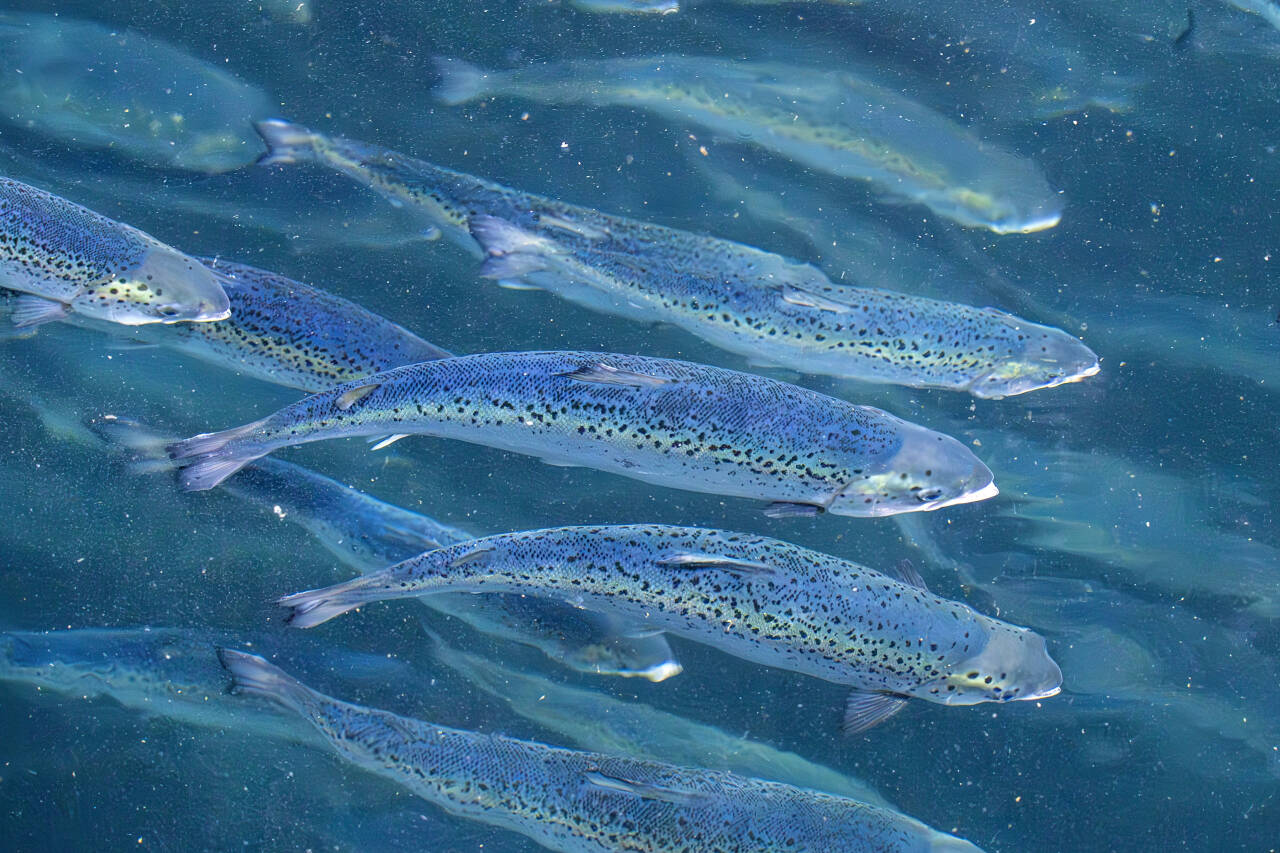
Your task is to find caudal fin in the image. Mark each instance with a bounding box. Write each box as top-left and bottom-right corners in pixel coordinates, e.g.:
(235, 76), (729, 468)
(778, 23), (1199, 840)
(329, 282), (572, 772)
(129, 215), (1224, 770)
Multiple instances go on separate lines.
(217, 648), (318, 717)
(255, 119), (321, 167)
(165, 417), (271, 491)
(278, 574), (382, 628)
(87, 414), (178, 474)
(431, 57), (492, 105)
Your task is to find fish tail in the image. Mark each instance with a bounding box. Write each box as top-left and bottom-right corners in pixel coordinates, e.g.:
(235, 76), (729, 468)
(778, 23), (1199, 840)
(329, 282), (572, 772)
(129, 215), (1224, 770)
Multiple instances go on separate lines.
(87, 414), (177, 474)
(278, 573), (383, 629)
(431, 57), (492, 106)
(165, 417), (272, 491)
(218, 648), (319, 718)
(255, 119), (322, 166)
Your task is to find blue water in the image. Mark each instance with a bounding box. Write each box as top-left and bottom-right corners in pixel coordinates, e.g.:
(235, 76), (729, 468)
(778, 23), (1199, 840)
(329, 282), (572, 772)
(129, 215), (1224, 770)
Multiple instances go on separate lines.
(0, 1), (1277, 850)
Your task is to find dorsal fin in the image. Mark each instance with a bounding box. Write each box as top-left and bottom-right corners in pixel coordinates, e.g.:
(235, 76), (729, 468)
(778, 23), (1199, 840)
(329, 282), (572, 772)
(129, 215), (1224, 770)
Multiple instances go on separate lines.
(583, 770), (705, 805)
(335, 382), (380, 411)
(892, 558), (929, 591)
(656, 553), (774, 575)
(449, 545), (494, 568)
(558, 362), (672, 389)
(780, 286), (852, 314)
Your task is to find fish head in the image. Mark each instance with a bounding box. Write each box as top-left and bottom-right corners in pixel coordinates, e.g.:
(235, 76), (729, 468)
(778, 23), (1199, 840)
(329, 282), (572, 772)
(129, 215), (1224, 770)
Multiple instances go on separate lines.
(930, 625), (1063, 706)
(77, 247), (231, 325)
(830, 420), (997, 517)
(968, 319), (1100, 399)
(929, 185), (1063, 235)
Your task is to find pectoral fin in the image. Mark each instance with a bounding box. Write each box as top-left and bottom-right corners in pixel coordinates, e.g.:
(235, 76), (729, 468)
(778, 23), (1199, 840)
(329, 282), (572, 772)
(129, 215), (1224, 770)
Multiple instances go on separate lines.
(449, 545), (494, 568)
(657, 553), (774, 576)
(583, 770), (706, 805)
(891, 558), (929, 591)
(11, 295), (69, 329)
(843, 691), (908, 734)
(558, 362), (672, 389)
(335, 382), (380, 411)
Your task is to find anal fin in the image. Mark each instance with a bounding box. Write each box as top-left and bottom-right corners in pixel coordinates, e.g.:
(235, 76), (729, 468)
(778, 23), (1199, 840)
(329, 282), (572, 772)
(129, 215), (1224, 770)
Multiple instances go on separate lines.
(843, 691), (909, 734)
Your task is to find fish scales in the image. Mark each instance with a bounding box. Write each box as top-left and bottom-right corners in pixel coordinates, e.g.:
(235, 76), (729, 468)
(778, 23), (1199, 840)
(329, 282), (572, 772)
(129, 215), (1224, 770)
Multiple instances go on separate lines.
(281, 524), (1062, 709)
(168, 350), (996, 516)
(255, 121), (1097, 397)
(223, 650), (986, 852)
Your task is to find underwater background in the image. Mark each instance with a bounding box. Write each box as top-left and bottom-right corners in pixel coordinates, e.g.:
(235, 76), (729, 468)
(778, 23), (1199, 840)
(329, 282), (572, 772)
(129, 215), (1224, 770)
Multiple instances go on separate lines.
(0, 0), (1277, 850)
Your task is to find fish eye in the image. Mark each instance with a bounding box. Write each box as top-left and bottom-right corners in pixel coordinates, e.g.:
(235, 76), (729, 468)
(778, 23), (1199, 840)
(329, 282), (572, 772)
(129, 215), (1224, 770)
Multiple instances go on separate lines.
(917, 489), (943, 502)
(157, 305), (182, 317)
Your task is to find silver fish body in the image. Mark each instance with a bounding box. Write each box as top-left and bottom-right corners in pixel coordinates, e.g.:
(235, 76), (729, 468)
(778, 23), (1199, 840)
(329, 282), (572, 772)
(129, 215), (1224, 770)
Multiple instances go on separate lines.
(432, 56), (1062, 234)
(0, 12), (272, 172)
(253, 120), (1096, 397)
(0, 177), (230, 326)
(166, 350), (997, 517)
(279, 525), (1063, 713)
(222, 649), (986, 852)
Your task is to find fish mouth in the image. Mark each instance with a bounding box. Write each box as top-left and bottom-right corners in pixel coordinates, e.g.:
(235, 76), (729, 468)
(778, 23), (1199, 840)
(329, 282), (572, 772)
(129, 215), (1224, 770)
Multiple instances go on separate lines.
(632, 660), (683, 683)
(1025, 683), (1063, 700)
(924, 479), (999, 510)
(989, 211), (1063, 235)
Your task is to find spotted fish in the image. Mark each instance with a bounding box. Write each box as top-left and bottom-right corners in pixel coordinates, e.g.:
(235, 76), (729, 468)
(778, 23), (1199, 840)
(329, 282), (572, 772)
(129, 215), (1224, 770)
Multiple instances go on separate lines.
(0, 176), (230, 328)
(163, 258), (452, 391)
(3, 257), (452, 391)
(165, 350), (997, 517)
(254, 120), (1095, 397)
(91, 414), (679, 681)
(220, 648), (988, 852)
(277, 524), (1063, 731)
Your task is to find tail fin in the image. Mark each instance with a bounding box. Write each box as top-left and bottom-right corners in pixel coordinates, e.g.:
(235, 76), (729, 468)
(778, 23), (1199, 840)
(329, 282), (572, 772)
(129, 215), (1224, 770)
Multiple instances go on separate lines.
(278, 574), (382, 629)
(88, 414), (177, 475)
(166, 417), (271, 491)
(217, 648), (318, 717)
(255, 119), (321, 167)
(431, 57), (492, 105)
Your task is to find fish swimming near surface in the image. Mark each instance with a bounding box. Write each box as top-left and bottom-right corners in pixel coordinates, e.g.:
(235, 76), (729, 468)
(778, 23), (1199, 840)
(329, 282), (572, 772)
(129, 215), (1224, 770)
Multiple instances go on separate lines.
(3, 257), (451, 392)
(220, 648), (988, 851)
(0, 11), (273, 172)
(426, 627), (889, 805)
(251, 120), (1097, 398)
(92, 414), (680, 681)
(277, 524), (1063, 732)
(431, 55), (1063, 235)
(165, 350), (997, 517)
(0, 177), (230, 328)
